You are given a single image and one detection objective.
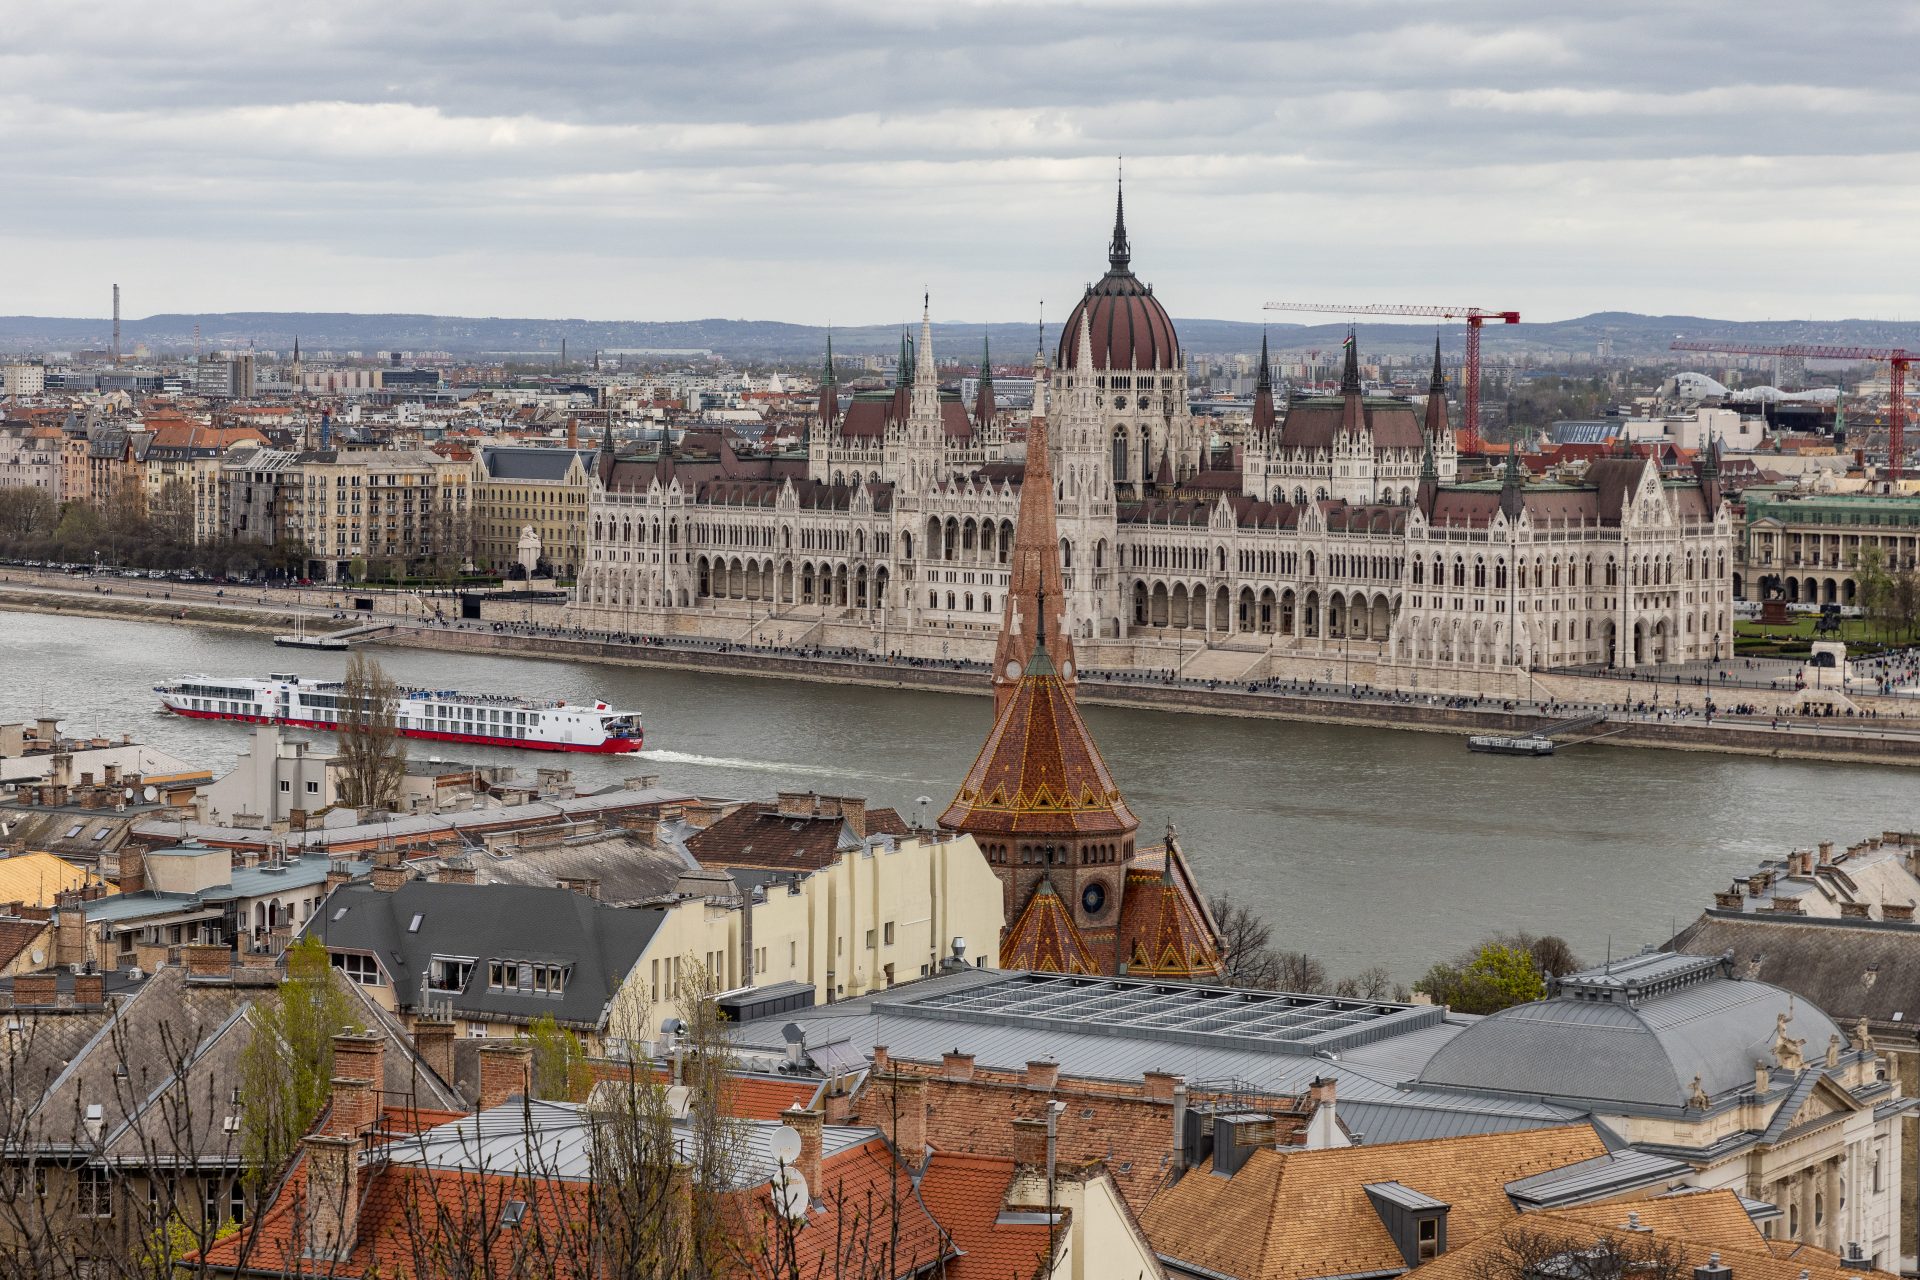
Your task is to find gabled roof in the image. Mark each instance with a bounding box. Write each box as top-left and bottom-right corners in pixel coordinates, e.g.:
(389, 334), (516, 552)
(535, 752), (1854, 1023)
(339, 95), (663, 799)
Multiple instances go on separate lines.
(307, 882), (665, 1029)
(1279, 398), (1426, 451)
(1001, 879), (1098, 974)
(918, 1152), (1062, 1280)
(1140, 1124), (1609, 1280)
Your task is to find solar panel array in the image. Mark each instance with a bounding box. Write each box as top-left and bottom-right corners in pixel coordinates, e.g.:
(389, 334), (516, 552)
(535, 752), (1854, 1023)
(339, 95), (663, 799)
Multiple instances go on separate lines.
(899, 973), (1443, 1056)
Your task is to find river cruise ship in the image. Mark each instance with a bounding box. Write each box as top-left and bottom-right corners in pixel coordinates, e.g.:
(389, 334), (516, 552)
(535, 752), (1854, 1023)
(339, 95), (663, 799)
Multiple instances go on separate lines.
(153, 674), (642, 753)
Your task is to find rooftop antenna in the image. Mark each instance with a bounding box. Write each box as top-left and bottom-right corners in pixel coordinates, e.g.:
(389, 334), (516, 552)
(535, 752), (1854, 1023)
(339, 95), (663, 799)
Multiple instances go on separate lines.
(111, 284), (121, 367)
(1605, 935), (1612, 974)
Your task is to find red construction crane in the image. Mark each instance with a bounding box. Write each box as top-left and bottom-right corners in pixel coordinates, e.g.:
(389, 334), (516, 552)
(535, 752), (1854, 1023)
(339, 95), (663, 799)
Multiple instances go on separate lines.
(1264, 301), (1520, 442)
(1670, 340), (1913, 481)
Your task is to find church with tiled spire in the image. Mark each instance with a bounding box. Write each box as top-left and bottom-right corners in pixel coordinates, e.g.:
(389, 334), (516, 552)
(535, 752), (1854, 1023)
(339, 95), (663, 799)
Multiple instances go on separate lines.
(941, 408), (1223, 979)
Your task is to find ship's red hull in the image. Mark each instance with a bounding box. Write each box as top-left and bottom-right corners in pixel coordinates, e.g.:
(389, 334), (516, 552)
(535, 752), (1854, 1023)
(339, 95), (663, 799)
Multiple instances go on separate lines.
(159, 705), (642, 754)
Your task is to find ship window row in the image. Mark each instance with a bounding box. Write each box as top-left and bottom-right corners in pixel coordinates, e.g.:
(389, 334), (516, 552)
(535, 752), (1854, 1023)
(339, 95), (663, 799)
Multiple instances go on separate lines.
(177, 684), (260, 700)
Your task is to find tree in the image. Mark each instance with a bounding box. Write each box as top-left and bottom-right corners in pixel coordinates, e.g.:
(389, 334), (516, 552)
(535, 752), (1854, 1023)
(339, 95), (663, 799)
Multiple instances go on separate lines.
(336, 651), (406, 811)
(1493, 931), (1583, 980)
(1274, 950), (1330, 994)
(1209, 893), (1283, 989)
(0, 485), (57, 542)
(1856, 545), (1895, 639)
(1416, 941), (1548, 1015)
(529, 1014), (593, 1103)
(236, 936), (358, 1211)
(1466, 1225), (1686, 1280)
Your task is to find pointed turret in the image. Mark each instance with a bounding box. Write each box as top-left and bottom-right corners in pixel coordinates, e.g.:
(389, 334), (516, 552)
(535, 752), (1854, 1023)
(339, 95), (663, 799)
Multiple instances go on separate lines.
(975, 334), (996, 430)
(893, 328), (912, 419)
(1417, 430), (1440, 516)
(1252, 330), (1276, 437)
(911, 298), (939, 422)
(1423, 335), (1449, 445)
(814, 330), (836, 443)
(1700, 431), (1723, 509)
(1500, 432), (1526, 521)
(989, 406), (1072, 713)
(1340, 329), (1366, 436)
(1108, 169), (1131, 272)
(1154, 443), (1174, 493)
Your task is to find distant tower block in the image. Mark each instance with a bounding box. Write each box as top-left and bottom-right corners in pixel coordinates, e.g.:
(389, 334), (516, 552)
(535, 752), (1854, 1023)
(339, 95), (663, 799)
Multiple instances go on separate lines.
(112, 283), (121, 367)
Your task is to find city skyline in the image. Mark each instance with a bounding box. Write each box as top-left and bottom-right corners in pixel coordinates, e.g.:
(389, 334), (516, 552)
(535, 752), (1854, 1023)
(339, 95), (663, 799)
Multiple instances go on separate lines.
(5, 2), (1919, 324)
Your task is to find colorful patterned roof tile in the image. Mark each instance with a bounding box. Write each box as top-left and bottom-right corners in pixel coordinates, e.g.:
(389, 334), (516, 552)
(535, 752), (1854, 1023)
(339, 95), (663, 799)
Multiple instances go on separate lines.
(1000, 878), (1097, 974)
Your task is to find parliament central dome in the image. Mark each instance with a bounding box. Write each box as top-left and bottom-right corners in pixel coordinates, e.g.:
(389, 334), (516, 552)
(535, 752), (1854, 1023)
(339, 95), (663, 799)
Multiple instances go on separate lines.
(1056, 183), (1180, 373)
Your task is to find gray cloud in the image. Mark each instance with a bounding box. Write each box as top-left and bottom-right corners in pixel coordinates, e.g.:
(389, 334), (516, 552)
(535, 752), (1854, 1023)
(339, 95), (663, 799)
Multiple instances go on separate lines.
(2, 1), (1916, 324)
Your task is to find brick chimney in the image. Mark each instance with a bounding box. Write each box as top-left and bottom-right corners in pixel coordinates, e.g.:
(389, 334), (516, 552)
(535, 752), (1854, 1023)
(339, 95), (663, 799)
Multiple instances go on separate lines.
(182, 943), (231, 981)
(1143, 1070), (1180, 1103)
(477, 1041), (533, 1110)
(325, 1076), (377, 1139)
(437, 862), (475, 886)
(942, 1050), (975, 1083)
(12, 973), (56, 1006)
(118, 844), (146, 895)
(1011, 1116), (1049, 1171)
(302, 1133), (362, 1263)
(784, 1107), (823, 1189)
(370, 862), (408, 893)
(840, 798), (867, 839)
(1884, 901), (1915, 923)
(71, 973), (104, 1007)
(892, 1076), (928, 1167)
(1818, 841), (1835, 867)
(413, 1015), (455, 1085)
(872, 1045), (889, 1072)
(332, 1030), (385, 1102)
(53, 906), (89, 969)
(1024, 1059), (1059, 1092)
(559, 877), (601, 901)
(325, 860), (351, 890)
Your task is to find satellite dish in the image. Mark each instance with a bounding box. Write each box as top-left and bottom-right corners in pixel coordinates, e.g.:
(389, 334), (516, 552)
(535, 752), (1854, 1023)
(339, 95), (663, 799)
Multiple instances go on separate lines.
(142, 786), (157, 803)
(123, 787), (135, 800)
(770, 1167), (809, 1219)
(769, 1126), (802, 1164)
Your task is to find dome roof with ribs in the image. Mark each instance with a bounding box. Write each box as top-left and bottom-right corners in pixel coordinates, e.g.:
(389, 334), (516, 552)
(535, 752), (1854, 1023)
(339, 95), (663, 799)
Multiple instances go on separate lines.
(1056, 182), (1180, 373)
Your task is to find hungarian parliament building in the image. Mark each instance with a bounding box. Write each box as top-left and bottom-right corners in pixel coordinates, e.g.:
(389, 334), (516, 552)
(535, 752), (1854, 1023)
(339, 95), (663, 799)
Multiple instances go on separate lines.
(572, 188), (1735, 685)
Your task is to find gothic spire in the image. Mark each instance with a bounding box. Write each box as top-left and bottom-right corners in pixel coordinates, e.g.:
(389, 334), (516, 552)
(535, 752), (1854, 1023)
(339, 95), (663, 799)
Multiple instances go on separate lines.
(975, 333), (996, 430)
(990, 398), (1072, 713)
(1108, 161), (1131, 273)
(1423, 335), (1449, 444)
(1340, 329), (1362, 394)
(1252, 329), (1277, 437)
(1500, 430), (1525, 520)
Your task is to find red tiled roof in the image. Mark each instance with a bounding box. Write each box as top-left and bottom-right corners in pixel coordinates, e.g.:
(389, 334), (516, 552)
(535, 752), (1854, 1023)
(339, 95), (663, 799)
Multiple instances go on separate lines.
(919, 1152), (1059, 1280)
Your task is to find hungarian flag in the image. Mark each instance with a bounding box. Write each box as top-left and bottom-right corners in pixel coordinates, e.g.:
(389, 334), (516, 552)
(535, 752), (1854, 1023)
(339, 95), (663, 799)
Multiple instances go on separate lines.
(1341, 333), (1356, 350)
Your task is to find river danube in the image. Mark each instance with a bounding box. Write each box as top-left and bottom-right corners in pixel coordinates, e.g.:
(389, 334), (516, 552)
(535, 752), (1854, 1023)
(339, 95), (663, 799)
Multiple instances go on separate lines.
(6, 609), (1917, 981)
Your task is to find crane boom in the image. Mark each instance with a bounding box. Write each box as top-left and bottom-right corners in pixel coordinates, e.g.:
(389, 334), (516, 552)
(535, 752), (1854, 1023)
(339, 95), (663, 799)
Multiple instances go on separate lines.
(1670, 339), (1913, 481)
(1263, 301), (1521, 441)
(1669, 339), (1906, 362)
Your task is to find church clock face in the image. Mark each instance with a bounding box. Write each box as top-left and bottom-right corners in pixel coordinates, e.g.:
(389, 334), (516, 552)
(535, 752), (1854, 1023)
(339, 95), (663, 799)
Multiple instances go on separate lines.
(1081, 880), (1106, 917)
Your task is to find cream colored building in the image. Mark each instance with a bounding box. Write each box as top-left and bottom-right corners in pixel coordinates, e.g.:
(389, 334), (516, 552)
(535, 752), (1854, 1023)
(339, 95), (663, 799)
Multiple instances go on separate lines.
(472, 445), (592, 579)
(286, 448), (473, 581)
(611, 830), (1004, 1041)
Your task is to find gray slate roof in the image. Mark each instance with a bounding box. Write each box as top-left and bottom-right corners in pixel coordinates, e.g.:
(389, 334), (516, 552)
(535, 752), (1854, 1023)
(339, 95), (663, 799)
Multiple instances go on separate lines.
(1671, 912), (1920, 1027)
(1419, 957), (1844, 1112)
(480, 446), (591, 481)
(306, 881), (664, 1030)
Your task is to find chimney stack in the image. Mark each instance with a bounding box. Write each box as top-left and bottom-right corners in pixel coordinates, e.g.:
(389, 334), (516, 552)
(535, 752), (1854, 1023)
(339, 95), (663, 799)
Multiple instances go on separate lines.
(942, 1050), (975, 1083)
(477, 1041), (534, 1110)
(1024, 1059), (1059, 1092)
(413, 1014), (455, 1085)
(892, 1076), (928, 1168)
(785, 1107), (823, 1189)
(301, 1134), (362, 1263)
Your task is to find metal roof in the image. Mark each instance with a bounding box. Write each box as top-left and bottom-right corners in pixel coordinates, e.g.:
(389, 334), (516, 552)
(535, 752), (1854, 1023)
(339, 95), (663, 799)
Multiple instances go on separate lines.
(382, 1099), (872, 1188)
(1503, 1149), (1693, 1209)
(893, 972), (1445, 1057)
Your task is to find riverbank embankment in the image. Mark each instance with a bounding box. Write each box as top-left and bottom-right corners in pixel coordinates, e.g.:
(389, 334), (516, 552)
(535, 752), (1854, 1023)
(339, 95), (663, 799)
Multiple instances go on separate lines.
(6, 580), (1917, 767)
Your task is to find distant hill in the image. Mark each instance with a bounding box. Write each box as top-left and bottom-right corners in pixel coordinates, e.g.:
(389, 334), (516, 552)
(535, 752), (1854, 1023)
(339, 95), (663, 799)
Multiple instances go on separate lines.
(4, 309), (1918, 363)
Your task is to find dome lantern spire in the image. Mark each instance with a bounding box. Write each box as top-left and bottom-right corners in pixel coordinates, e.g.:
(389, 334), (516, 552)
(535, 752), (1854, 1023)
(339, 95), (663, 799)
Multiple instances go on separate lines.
(1108, 159), (1131, 273)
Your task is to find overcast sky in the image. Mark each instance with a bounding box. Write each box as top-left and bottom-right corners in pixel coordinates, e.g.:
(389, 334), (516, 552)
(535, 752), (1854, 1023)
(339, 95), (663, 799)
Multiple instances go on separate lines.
(5, 1), (1917, 325)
